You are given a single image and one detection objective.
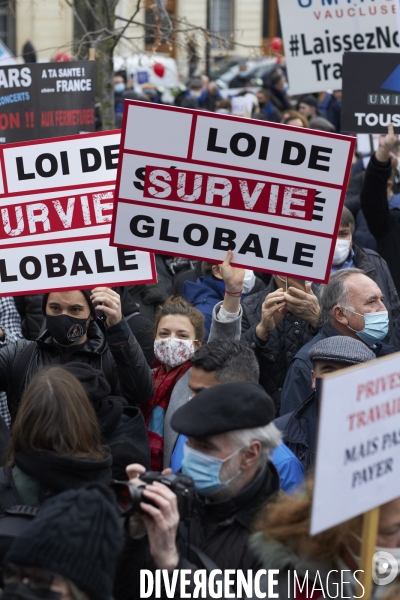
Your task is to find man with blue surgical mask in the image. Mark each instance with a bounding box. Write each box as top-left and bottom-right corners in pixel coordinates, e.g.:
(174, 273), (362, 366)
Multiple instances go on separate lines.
(117, 382), (281, 596)
(281, 269), (398, 416)
(331, 206), (399, 336)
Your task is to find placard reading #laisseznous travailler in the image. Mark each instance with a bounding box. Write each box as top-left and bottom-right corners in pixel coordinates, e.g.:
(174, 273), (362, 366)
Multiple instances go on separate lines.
(110, 101), (355, 284)
(311, 352), (400, 535)
(277, 0), (400, 95)
(0, 130), (157, 295)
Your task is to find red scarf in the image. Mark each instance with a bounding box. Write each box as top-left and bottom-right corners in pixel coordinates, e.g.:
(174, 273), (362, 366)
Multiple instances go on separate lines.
(141, 361), (191, 470)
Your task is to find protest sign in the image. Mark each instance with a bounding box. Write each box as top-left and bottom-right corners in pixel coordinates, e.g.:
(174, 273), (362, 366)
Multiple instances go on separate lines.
(0, 61), (95, 143)
(277, 0), (400, 95)
(0, 130), (157, 295)
(342, 52), (400, 134)
(311, 351), (400, 536)
(0, 130), (119, 247)
(111, 101), (355, 283)
(0, 238), (156, 296)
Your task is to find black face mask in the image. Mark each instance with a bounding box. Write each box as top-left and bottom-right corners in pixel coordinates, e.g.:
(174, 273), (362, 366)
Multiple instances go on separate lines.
(2, 584), (62, 600)
(46, 314), (90, 346)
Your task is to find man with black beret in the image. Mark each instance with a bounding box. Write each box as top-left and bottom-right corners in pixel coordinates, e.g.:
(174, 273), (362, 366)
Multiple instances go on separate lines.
(275, 336), (376, 472)
(114, 382), (281, 600)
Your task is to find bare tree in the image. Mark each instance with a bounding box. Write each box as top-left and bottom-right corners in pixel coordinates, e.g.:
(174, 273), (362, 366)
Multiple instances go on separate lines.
(64, 0), (269, 130)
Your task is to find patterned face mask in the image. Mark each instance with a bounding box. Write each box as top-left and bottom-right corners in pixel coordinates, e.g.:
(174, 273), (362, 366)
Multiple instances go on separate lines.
(154, 337), (197, 367)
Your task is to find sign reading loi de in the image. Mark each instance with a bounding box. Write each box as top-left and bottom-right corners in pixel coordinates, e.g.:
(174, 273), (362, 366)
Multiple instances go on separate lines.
(111, 101), (355, 283)
(0, 130), (157, 295)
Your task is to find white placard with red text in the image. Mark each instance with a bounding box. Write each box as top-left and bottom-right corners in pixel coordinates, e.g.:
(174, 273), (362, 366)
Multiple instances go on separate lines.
(0, 130), (157, 294)
(111, 101), (355, 283)
(311, 352), (400, 535)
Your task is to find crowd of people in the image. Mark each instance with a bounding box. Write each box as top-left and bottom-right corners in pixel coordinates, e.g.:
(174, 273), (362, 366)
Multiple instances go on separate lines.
(113, 63), (341, 134)
(0, 55), (399, 600)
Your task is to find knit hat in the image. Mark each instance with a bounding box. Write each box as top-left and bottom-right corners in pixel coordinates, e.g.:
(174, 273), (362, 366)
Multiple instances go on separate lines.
(41, 289), (97, 319)
(308, 336), (376, 365)
(299, 94), (318, 109)
(5, 485), (123, 600)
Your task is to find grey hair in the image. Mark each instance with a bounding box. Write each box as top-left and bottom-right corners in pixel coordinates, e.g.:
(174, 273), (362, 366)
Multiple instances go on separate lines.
(227, 422), (282, 465)
(319, 268), (363, 323)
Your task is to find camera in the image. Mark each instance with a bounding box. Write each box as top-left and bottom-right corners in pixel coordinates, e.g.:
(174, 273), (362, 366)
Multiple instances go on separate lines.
(111, 472), (195, 521)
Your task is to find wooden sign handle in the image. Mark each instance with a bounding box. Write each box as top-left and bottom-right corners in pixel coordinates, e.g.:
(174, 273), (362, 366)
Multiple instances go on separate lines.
(358, 507), (380, 599)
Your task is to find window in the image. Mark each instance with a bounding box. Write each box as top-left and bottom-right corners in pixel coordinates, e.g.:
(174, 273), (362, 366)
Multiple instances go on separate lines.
(262, 0), (281, 40)
(210, 0), (234, 49)
(0, 0), (15, 55)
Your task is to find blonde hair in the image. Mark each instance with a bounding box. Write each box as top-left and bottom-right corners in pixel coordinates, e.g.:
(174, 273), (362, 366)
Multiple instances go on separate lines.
(253, 478), (362, 562)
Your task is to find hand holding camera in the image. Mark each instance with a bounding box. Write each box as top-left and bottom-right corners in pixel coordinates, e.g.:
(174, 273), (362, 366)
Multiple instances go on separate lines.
(113, 464), (194, 571)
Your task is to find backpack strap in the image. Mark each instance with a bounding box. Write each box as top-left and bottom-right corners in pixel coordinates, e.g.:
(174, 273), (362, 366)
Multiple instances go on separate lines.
(9, 343), (36, 422)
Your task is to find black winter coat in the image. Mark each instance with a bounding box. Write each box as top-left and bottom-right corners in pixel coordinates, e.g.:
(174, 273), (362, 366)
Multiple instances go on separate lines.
(360, 154), (400, 292)
(274, 392), (317, 473)
(13, 294), (45, 341)
(114, 463), (280, 600)
(0, 318), (153, 423)
(241, 280), (319, 413)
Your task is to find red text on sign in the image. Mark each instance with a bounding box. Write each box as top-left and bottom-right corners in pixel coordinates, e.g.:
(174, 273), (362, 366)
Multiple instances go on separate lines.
(0, 191), (113, 241)
(143, 166), (316, 221)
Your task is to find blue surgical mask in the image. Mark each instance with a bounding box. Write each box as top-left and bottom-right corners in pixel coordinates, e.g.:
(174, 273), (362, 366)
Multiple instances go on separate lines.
(181, 443), (243, 496)
(341, 307), (389, 345)
(114, 82), (125, 93)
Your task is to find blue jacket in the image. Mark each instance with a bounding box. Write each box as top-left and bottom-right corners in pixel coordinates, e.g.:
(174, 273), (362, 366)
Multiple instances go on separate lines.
(171, 434), (304, 494)
(280, 322), (398, 416)
(183, 277), (227, 338)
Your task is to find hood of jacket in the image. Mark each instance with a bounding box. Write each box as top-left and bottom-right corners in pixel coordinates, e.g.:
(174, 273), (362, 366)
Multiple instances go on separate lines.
(14, 447), (112, 493)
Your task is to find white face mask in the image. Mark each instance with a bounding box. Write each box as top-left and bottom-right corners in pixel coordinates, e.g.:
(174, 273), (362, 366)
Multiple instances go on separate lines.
(332, 238), (351, 266)
(154, 337), (196, 368)
(190, 90), (202, 99)
(242, 270), (256, 295)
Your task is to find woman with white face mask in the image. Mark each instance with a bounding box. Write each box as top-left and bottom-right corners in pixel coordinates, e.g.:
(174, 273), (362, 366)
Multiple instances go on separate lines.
(140, 298), (204, 470)
(249, 478), (400, 599)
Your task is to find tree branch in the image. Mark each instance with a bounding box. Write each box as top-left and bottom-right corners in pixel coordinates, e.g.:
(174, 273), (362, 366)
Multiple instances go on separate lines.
(111, 0), (142, 52)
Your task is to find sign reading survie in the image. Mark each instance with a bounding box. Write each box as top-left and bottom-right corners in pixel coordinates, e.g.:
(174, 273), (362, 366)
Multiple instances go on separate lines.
(0, 130), (157, 295)
(0, 61), (95, 143)
(110, 101), (355, 283)
(342, 52), (400, 134)
(277, 0), (400, 96)
(311, 352), (400, 535)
